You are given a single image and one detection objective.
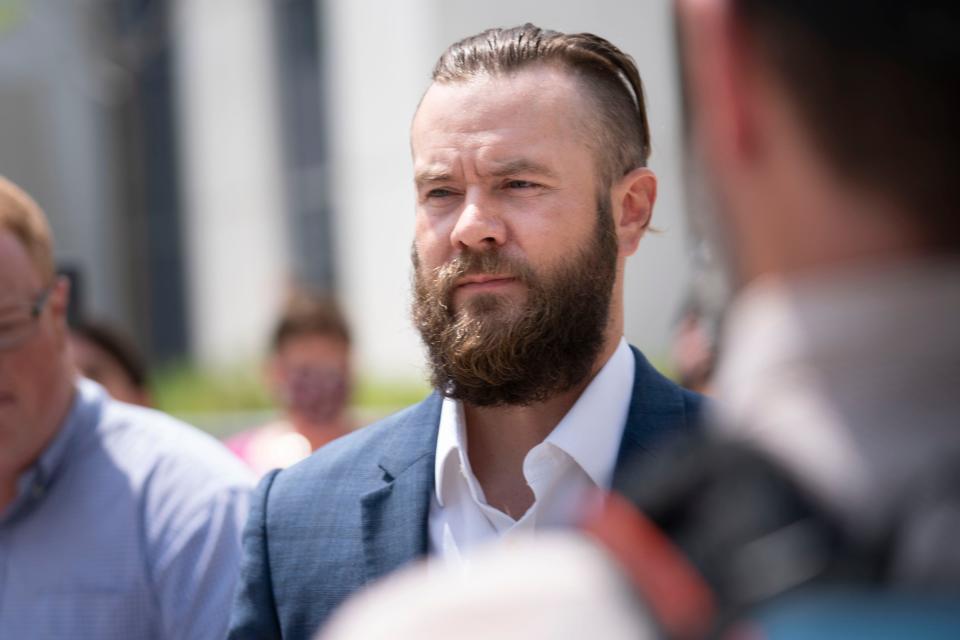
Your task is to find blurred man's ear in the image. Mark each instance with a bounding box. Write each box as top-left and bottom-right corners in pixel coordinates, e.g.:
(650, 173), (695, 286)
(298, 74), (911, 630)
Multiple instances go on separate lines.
(50, 276), (71, 321)
(613, 167), (657, 257)
(47, 276), (71, 347)
(677, 0), (757, 173)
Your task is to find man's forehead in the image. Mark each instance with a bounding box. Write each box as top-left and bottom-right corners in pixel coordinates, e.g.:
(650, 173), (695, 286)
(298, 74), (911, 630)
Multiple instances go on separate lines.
(414, 156), (561, 185)
(0, 230), (43, 295)
(413, 67), (592, 134)
(412, 74), (598, 176)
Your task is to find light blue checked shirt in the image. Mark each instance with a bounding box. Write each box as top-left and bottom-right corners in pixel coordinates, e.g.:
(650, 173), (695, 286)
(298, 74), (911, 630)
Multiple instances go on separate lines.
(0, 379), (255, 639)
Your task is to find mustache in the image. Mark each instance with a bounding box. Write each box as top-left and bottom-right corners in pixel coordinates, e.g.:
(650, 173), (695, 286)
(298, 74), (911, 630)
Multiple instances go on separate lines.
(423, 249), (536, 309)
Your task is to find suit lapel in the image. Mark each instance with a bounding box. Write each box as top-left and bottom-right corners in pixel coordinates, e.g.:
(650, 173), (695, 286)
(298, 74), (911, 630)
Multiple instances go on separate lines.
(355, 351), (696, 580)
(612, 346), (695, 491)
(360, 393), (443, 584)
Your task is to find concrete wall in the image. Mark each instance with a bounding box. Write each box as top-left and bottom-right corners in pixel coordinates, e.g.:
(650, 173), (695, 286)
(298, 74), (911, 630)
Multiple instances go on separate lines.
(171, 0), (292, 368)
(2, 1), (691, 380)
(0, 2), (129, 326)
(320, 0), (437, 383)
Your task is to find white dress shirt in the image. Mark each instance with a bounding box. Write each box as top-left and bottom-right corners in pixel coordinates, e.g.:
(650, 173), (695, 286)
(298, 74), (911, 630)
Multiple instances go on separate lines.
(428, 338), (635, 567)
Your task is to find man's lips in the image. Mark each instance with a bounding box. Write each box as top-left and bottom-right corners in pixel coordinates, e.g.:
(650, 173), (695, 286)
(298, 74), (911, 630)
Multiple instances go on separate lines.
(454, 274), (518, 291)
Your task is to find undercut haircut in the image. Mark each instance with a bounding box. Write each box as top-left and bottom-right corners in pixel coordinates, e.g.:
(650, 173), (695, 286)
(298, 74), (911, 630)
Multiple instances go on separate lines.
(431, 23), (651, 190)
(733, 1), (960, 250)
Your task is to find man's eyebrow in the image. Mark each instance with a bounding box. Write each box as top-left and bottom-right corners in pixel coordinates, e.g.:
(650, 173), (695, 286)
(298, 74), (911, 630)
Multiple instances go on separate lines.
(414, 159), (558, 185)
(488, 159), (558, 179)
(414, 167), (454, 186)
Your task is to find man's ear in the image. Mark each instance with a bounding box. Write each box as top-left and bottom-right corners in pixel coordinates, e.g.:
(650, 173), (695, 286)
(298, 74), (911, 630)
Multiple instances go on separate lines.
(49, 275), (71, 327)
(48, 275), (71, 345)
(613, 167), (657, 257)
(678, 0), (758, 172)
(50, 275), (70, 314)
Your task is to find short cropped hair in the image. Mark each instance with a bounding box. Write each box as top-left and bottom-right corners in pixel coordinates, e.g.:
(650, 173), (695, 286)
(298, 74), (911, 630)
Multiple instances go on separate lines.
(431, 23), (651, 189)
(0, 175), (55, 282)
(271, 291), (351, 353)
(733, 1), (960, 250)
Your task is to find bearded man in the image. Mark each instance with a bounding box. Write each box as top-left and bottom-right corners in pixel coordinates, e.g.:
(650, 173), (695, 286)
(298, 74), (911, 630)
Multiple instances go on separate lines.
(228, 24), (704, 640)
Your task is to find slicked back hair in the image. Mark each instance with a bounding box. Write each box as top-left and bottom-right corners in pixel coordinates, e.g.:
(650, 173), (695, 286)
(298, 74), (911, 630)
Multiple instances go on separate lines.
(431, 24), (651, 191)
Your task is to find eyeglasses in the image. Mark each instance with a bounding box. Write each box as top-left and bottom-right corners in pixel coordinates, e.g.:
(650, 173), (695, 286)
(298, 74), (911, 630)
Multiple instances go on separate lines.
(0, 283), (56, 351)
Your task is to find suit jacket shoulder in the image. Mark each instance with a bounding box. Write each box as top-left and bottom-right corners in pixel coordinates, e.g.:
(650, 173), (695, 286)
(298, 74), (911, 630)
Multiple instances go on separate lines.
(228, 394), (443, 640)
(613, 346), (705, 488)
(269, 394), (442, 509)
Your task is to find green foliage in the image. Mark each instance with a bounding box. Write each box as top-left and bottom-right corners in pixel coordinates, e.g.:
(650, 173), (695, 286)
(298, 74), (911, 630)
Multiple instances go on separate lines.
(150, 362), (431, 437)
(0, 1), (24, 30)
(353, 376), (431, 411)
(151, 361), (272, 414)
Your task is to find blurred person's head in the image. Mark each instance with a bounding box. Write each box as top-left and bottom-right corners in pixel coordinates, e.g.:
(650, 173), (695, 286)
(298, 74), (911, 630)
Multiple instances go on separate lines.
(0, 176), (74, 493)
(268, 291), (351, 429)
(675, 1), (960, 288)
(70, 321), (150, 407)
(411, 24), (658, 406)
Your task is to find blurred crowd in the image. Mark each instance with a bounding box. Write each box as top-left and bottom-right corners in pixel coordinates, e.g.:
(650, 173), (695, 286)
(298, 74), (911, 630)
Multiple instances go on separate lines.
(1, 2), (958, 639)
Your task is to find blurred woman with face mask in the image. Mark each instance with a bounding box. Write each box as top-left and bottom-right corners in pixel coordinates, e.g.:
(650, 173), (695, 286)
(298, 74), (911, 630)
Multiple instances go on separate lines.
(227, 291), (353, 477)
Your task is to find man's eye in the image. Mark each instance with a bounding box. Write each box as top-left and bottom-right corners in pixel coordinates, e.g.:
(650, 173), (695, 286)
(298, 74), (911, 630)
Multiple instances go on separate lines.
(505, 180), (538, 190)
(0, 320), (24, 335)
(426, 188), (455, 199)
(0, 312), (27, 329)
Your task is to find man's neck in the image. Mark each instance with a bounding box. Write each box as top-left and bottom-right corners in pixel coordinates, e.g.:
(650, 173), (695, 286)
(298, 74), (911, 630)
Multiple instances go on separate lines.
(0, 374), (75, 515)
(462, 336), (622, 519)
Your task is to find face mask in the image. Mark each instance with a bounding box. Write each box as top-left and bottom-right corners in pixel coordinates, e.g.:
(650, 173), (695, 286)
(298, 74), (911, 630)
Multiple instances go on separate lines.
(279, 365), (349, 424)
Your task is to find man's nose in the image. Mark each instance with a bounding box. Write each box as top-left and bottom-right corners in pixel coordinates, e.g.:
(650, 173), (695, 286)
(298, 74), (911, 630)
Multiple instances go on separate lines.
(449, 192), (506, 251)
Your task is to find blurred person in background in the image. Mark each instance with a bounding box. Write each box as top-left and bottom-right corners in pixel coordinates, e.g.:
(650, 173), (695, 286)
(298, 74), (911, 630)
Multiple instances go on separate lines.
(70, 319), (151, 406)
(673, 0), (960, 596)
(229, 23), (705, 640)
(670, 296), (719, 395)
(0, 175), (255, 639)
(321, 1), (960, 638)
(227, 291), (353, 477)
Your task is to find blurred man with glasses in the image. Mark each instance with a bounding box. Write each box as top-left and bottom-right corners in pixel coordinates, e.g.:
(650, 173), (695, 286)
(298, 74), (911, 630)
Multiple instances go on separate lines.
(0, 175), (254, 639)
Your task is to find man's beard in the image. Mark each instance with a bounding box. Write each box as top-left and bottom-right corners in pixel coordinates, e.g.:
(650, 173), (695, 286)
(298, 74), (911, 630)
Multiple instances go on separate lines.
(412, 198), (619, 407)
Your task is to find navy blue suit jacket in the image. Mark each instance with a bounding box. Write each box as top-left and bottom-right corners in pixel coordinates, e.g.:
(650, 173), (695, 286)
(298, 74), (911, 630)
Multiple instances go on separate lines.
(227, 347), (703, 639)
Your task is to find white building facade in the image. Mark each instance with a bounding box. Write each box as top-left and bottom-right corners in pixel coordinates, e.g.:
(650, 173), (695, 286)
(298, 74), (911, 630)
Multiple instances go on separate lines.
(1, 0), (692, 384)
